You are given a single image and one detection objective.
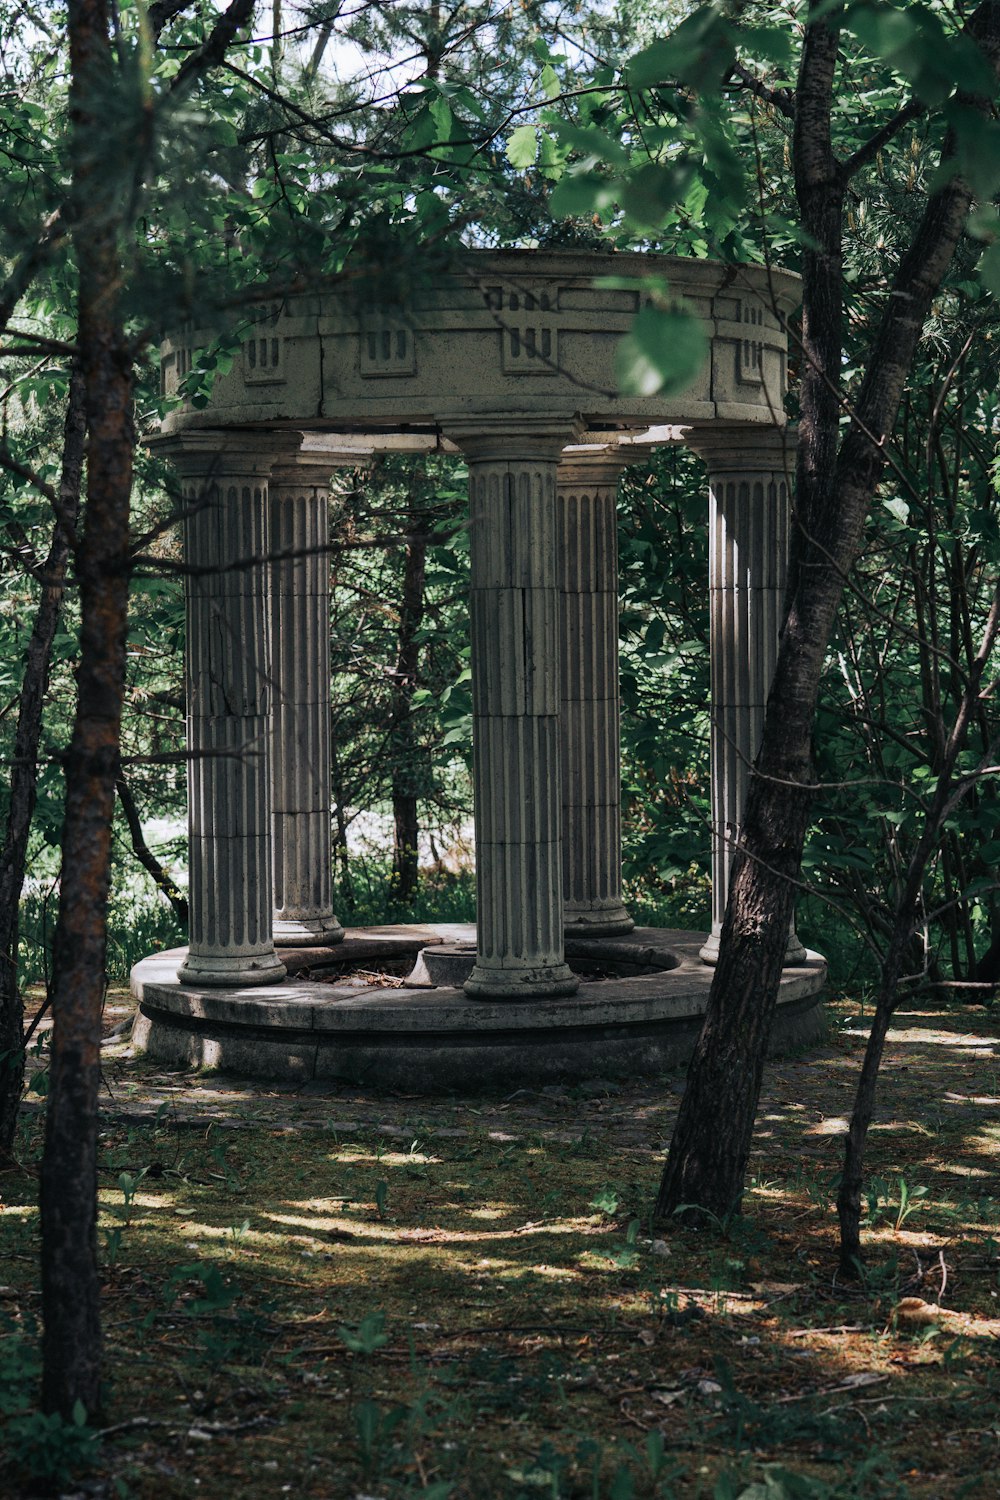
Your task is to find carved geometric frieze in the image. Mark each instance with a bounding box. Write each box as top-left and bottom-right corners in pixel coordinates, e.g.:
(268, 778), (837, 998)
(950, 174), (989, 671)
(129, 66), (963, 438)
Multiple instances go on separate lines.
(243, 302), (286, 385)
(159, 250), (800, 434)
(483, 283), (561, 375)
(359, 312), (417, 378)
(737, 299), (765, 385)
(160, 320), (194, 399)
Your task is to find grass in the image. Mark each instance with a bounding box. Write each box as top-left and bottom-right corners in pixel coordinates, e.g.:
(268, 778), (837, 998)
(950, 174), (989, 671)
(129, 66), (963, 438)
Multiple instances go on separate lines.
(336, 861), (478, 927)
(4, 992), (1000, 1497)
(17, 887), (186, 987)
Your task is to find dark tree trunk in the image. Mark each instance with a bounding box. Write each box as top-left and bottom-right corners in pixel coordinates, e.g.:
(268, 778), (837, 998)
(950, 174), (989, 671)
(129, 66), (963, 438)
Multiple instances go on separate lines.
(40, 0), (134, 1419)
(657, 0), (845, 1226)
(657, 0), (1000, 1227)
(0, 366), (85, 1159)
(390, 518), (429, 903)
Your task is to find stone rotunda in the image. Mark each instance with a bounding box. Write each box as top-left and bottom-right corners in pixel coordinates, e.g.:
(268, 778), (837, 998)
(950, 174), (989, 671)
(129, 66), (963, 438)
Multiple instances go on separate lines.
(131, 250), (826, 1087)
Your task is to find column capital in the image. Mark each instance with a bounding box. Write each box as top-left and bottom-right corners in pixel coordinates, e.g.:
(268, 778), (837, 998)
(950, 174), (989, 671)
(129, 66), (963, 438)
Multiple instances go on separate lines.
(557, 442), (631, 491)
(151, 428), (303, 480)
(270, 434), (377, 488)
(686, 422), (795, 475)
(442, 414), (584, 464)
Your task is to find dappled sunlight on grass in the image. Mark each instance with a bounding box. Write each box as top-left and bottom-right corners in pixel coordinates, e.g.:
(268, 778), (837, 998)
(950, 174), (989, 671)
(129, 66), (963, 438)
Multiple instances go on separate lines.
(5, 989), (1000, 1496)
(326, 1147), (445, 1166)
(805, 1115), (851, 1136)
(839, 1024), (998, 1053)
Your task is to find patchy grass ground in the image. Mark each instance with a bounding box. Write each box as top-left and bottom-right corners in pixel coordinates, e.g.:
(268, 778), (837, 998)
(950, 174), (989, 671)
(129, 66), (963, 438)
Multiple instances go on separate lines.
(3, 991), (1000, 1498)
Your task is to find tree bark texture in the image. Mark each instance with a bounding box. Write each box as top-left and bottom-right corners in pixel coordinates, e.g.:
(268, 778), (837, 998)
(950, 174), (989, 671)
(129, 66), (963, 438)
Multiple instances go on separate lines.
(657, 0), (1000, 1226)
(40, 0), (134, 1419)
(0, 366), (85, 1158)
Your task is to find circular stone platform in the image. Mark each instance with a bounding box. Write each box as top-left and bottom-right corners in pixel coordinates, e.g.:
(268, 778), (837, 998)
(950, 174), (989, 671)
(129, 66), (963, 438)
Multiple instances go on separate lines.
(131, 925), (826, 1090)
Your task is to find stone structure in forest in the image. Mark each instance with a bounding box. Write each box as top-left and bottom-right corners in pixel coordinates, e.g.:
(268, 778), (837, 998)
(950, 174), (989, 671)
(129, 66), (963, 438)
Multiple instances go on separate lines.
(131, 251), (825, 1084)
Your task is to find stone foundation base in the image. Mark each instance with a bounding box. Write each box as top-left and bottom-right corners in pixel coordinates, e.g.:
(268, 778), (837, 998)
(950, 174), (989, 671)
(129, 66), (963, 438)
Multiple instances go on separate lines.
(131, 925), (827, 1091)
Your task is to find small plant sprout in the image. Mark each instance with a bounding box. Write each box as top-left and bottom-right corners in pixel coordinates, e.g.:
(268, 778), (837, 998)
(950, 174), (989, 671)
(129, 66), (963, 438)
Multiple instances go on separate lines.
(337, 1309), (389, 1355)
(590, 1185), (620, 1216)
(894, 1177), (929, 1232)
(228, 1218), (251, 1246)
(110, 1167), (148, 1228)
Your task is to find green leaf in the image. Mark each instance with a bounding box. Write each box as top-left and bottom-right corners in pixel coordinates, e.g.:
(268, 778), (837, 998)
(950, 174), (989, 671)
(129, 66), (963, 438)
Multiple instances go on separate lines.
(627, 8), (735, 91)
(621, 160), (694, 228)
(506, 124), (538, 170)
(540, 63), (561, 99)
(883, 497), (910, 525)
(616, 304), (708, 398)
(943, 101), (1000, 195)
(849, 6), (920, 65)
(548, 117), (628, 167)
(429, 95), (453, 143)
(736, 23), (793, 67)
(538, 130), (561, 179)
(549, 169), (618, 218)
(337, 1309), (389, 1354)
(848, 3), (995, 105)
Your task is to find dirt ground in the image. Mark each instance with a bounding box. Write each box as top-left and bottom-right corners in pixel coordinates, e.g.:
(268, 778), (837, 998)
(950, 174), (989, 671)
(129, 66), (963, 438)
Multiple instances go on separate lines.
(3, 988), (1000, 1498)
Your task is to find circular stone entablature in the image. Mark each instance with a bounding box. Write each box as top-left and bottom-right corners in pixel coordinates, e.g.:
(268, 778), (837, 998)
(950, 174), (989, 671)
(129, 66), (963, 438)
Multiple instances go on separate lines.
(159, 251), (799, 438)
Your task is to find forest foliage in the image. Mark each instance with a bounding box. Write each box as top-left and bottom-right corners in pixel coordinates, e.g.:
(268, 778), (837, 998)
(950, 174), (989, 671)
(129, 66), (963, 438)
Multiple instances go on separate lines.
(3, 0), (1000, 1436)
(3, 0), (999, 997)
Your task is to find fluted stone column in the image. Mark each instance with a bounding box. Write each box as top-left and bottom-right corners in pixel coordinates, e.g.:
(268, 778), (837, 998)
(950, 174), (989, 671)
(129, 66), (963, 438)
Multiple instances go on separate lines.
(170, 435), (286, 987)
(268, 447), (345, 946)
(693, 426), (806, 966)
(450, 421), (581, 998)
(558, 448), (634, 937)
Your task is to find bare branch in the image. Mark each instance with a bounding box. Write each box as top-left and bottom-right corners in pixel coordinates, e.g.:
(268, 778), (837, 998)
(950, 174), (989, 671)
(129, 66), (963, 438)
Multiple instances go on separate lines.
(169, 0), (256, 96)
(841, 95), (926, 179)
(727, 60), (794, 119)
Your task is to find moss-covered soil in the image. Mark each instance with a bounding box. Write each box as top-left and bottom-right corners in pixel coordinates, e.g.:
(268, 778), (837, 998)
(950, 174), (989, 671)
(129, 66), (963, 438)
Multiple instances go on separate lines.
(4, 992), (1000, 1498)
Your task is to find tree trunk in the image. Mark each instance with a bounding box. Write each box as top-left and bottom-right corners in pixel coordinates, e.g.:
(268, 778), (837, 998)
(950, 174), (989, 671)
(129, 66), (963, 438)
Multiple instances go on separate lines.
(657, 0), (1000, 1227)
(836, 959), (904, 1273)
(390, 517), (429, 903)
(657, 1), (845, 1225)
(0, 366), (85, 1159)
(40, 0), (134, 1419)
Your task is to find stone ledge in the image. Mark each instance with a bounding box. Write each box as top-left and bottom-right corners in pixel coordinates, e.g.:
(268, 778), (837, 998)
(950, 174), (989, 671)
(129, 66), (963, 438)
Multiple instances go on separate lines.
(131, 925), (827, 1090)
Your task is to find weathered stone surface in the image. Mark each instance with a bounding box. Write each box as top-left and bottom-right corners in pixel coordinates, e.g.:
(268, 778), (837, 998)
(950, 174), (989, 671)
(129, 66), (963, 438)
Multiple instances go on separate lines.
(450, 423), (581, 999)
(557, 449), (633, 936)
(268, 447), (347, 946)
(164, 435), (289, 988)
(278, 930), (442, 978)
(689, 427), (806, 966)
(131, 924), (826, 1088)
(160, 253), (798, 435)
(153, 252), (813, 1031)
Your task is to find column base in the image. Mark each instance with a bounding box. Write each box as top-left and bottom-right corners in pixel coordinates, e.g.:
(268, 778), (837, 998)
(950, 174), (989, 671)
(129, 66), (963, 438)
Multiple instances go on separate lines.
(273, 916), (346, 947)
(699, 930), (807, 968)
(564, 902), (635, 938)
(464, 961), (579, 999)
(783, 930), (808, 965)
(177, 950), (287, 987)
